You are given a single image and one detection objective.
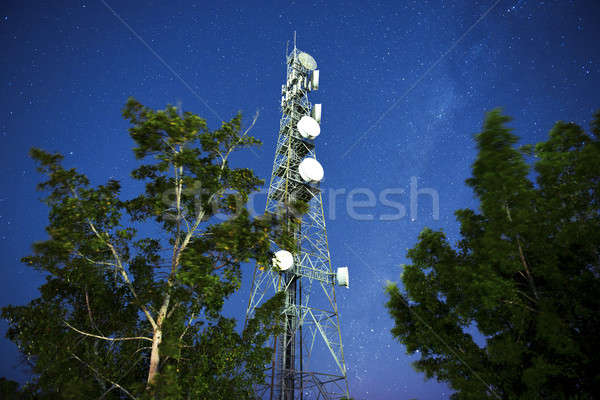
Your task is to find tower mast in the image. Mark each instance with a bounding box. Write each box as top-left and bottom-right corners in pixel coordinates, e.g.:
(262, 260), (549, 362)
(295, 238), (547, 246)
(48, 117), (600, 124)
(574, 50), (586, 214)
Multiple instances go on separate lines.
(246, 37), (350, 399)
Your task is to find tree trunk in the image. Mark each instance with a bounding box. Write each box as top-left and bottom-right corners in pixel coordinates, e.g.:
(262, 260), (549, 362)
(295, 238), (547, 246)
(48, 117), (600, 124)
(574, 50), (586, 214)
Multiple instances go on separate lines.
(147, 328), (162, 387)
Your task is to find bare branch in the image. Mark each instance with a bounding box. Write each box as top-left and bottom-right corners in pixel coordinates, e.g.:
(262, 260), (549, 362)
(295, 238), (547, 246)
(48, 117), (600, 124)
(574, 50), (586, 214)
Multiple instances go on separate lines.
(84, 289), (105, 337)
(240, 110), (259, 139)
(98, 386), (117, 400)
(89, 221), (157, 329)
(69, 187), (157, 329)
(179, 310), (197, 342)
(74, 251), (117, 268)
(64, 320), (153, 342)
(161, 137), (177, 153)
(131, 346), (152, 357)
(501, 299), (536, 313)
(70, 352), (137, 400)
(166, 302), (181, 319)
(505, 203), (539, 301)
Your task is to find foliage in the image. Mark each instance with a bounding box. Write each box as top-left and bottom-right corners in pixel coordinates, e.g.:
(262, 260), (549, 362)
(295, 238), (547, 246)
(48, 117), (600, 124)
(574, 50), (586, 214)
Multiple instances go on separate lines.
(2, 98), (286, 399)
(386, 109), (600, 399)
(0, 378), (22, 400)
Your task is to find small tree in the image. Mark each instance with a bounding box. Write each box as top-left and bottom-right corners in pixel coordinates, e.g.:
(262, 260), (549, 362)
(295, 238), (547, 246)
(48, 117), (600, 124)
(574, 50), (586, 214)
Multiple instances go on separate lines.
(386, 109), (600, 399)
(2, 98), (285, 399)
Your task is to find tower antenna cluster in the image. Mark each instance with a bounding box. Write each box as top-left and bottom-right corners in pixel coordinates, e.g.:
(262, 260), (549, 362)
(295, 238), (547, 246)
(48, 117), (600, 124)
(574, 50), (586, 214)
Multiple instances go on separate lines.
(246, 35), (350, 399)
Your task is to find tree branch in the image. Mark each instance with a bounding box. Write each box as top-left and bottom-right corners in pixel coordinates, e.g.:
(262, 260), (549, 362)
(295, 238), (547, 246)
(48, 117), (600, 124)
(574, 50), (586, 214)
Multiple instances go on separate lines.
(84, 288), (105, 337)
(240, 110), (259, 139)
(159, 112), (260, 334)
(74, 251), (117, 268)
(501, 299), (536, 313)
(69, 187), (157, 329)
(64, 320), (153, 342)
(505, 203), (539, 301)
(87, 218), (157, 329)
(70, 352), (137, 400)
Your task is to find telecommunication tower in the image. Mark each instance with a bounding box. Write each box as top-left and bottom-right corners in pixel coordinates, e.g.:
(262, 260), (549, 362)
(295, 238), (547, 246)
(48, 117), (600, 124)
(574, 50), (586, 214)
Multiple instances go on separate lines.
(245, 36), (350, 400)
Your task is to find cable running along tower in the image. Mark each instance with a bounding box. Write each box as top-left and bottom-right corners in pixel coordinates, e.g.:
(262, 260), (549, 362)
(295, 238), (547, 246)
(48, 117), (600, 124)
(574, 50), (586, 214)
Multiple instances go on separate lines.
(245, 38), (350, 399)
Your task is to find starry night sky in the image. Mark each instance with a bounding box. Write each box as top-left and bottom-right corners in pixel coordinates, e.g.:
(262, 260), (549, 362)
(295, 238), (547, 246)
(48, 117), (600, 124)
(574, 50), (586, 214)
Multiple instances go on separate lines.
(1, 1), (600, 399)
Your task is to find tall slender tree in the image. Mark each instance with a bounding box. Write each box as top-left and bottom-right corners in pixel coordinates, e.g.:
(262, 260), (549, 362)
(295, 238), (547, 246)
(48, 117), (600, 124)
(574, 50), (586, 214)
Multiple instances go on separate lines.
(386, 109), (600, 399)
(2, 98), (286, 399)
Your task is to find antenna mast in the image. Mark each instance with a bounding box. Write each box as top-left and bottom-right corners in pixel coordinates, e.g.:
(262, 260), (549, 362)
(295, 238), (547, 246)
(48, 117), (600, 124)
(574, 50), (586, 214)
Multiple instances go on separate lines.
(246, 35), (349, 400)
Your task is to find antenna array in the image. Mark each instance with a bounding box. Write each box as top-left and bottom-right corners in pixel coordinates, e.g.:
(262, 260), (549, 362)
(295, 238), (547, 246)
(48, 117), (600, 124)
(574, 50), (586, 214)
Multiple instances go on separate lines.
(246, 38), (350, 400)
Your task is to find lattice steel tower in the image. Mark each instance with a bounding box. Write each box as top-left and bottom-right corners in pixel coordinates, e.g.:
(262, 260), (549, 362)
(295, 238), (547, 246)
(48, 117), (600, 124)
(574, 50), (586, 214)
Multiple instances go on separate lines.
(245, 37), (350, 400)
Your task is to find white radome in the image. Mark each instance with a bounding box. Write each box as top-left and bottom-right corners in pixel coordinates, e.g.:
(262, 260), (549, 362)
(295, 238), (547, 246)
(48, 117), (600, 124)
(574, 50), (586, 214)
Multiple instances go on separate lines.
(336, 267), (349, 288)
(273, 250), (294, 271)
(298, 158), (324, 183)
(297, 115), (320, 139)
(298, 52), (317, 70)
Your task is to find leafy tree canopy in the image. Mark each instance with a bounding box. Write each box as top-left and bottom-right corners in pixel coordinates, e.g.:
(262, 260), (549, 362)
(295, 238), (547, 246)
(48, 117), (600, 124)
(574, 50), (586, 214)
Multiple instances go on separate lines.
(2, 98), (287, 399)
(386, 109), (600, 399)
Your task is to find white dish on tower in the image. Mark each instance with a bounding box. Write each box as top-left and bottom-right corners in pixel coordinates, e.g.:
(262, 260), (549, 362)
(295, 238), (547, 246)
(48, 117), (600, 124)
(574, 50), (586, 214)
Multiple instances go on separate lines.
(297, 116), (320, 139)
(273, 250), (294, 271)
(298, 52), (317, 70)
(336, 267), (349, 288)
(298, 157), (324, 183)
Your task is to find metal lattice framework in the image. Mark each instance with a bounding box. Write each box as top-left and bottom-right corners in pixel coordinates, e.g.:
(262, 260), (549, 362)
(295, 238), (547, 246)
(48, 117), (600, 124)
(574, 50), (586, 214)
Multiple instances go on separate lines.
(245, 41), (349, 400)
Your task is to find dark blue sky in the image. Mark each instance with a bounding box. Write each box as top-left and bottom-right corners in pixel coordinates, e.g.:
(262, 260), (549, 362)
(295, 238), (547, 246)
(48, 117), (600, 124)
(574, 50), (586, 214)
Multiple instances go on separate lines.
(1, 1), (599, 398)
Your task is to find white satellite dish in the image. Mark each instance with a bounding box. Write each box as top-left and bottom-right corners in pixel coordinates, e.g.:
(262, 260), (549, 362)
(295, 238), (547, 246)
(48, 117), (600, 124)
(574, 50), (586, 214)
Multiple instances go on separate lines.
(298, 52), (317, 70)
(273, 250), (294, 271)
(298, 157), (324, 183)
(297, 115), (320, 139)
(336, 267), (349, 288)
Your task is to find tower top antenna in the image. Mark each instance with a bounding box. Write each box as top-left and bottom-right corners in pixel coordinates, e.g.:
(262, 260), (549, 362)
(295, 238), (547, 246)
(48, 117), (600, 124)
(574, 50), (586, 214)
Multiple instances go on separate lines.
(293, 30), (297, 50)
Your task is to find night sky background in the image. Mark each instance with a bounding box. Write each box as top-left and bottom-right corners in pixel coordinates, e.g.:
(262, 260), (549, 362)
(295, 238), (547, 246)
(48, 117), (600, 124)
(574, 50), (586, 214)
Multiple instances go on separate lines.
(2, 1), (600, 398)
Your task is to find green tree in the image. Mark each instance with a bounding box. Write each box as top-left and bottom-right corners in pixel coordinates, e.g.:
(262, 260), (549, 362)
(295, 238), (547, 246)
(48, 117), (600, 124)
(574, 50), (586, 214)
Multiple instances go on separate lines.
(0, 378), (22, 400)
(2, 98), (286, 399)
(386, 109), (600, 399)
